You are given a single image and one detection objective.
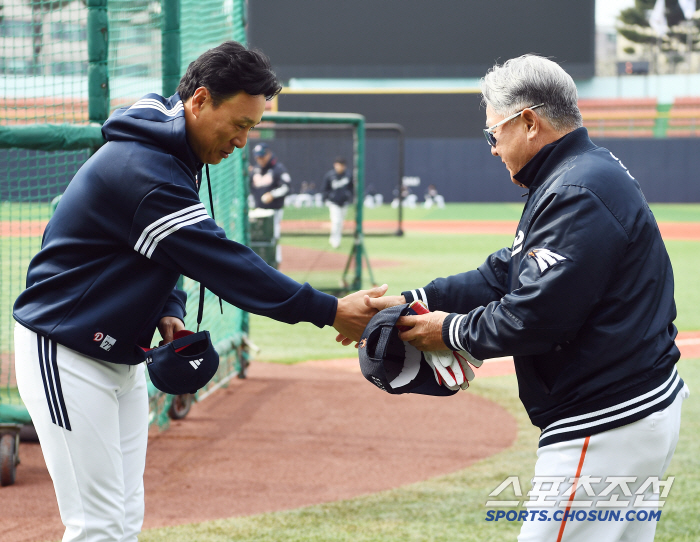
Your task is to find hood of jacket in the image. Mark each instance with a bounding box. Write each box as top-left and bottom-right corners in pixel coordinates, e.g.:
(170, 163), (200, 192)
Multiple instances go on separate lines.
(101, 92), (201, 176)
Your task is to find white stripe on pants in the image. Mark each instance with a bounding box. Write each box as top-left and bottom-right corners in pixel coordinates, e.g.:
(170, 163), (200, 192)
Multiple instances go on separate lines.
(518, 384), (688, 542)
(14, 323), (149, 542)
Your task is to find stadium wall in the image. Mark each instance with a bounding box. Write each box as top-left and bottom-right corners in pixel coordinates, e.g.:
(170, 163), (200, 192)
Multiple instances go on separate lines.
(402, 138), (700, 204)
(279, 93), (700, 203)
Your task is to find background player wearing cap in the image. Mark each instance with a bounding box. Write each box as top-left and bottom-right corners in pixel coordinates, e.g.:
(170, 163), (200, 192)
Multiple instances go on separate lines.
(321, 156), (354, 249)
(13, 41), (385, 542)
(354, 55), (687, 542)
(249, 142), (289, 264)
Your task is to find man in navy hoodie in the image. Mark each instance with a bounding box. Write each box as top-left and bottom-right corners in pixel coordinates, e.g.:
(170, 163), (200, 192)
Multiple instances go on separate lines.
(13, 41), (385, 541)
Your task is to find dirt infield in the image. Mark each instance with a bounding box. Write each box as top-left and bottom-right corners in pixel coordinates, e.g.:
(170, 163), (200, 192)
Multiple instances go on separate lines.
(278, 246), (398, 273)
(389, 220), (700, 240)
(5, 219), (700, 240)
(0, 360), (516, 542)
(0, 220), (48, 238)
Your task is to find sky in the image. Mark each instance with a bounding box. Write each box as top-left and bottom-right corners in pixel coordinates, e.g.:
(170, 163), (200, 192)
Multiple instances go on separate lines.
(596, 0), (637, 28)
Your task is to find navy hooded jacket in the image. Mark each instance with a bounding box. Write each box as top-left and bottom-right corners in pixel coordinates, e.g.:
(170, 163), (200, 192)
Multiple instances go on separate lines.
(402, 128), (683, 446)
(14, 93), (338, 364)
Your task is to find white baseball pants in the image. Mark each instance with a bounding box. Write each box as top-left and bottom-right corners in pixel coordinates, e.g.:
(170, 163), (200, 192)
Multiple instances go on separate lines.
(328, 203), (348, 248)
(14, 323), (149, 542)
(518, 384), (688, 542)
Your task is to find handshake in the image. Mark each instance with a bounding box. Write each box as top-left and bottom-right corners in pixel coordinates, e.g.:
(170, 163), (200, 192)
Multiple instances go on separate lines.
(333, 286), (481, 394)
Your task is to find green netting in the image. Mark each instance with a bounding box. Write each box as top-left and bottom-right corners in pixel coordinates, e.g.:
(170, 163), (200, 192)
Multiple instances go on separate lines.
(0, 0), (250, 430)
(174, 0), (250, 413)
(107, 0), (162, 109)
(1, 148), (89, 407)
(0, 0), (90, 126)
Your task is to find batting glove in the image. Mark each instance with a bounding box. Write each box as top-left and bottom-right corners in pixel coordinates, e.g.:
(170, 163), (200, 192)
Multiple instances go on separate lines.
(424, 350), (483, 391)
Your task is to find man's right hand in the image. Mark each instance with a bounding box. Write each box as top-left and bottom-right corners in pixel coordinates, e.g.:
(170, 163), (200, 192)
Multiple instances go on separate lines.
(334, 293), (406, 346)
(333, 284), (389, 345)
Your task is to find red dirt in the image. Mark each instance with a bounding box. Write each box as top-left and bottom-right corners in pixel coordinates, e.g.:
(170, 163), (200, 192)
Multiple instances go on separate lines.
(382, 220), (700, 240)
(278, 245), (398, 273)
(0, 221), (47, 238)
(5, 219), (700, 240)
(0, 360), (517, 542)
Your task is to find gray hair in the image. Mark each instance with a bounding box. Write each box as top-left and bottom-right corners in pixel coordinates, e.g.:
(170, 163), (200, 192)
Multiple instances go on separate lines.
(481, 55), (582, 133)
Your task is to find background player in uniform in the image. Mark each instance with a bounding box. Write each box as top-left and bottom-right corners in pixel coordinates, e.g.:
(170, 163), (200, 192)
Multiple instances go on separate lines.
(13, 41), (386, 542)
(352, 55), (688, 542)
(322, 156), (354, 249)
(249, 142), (289, 264)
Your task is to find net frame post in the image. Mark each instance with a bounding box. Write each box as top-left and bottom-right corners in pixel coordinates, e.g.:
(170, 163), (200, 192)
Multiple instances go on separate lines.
(260, 111), (368, 291)
(365, 123), (405, 236)
(162, 0), (181, 97)
(87, 0), (110, 123)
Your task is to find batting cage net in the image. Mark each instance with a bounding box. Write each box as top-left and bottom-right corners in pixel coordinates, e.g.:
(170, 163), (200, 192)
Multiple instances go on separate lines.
(248, 117), (376, 295)
(0, 0), (253, 437)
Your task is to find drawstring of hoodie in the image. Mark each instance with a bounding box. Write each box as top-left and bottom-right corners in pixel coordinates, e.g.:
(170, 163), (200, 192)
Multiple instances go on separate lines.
(197, 164), (224, 332)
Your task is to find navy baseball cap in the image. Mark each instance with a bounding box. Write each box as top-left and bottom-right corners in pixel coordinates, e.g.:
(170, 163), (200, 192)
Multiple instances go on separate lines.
(253, 143), (270, 157)
(146, 330), (219, 395)
(358, 304), (457, 396)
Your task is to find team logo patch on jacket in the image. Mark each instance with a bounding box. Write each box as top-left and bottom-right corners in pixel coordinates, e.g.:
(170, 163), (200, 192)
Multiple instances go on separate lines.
(528, 248), (567, 273)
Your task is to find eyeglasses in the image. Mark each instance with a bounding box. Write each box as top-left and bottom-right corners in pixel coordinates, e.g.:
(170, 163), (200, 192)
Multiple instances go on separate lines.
(483, 104), (545, 147)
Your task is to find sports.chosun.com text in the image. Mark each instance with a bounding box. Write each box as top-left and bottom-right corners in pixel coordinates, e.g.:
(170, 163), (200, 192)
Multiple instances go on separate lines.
(485, 509), (662, 523)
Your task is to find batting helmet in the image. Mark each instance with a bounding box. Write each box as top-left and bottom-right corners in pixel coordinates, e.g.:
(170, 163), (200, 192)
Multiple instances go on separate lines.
(358, 304), (457, 396)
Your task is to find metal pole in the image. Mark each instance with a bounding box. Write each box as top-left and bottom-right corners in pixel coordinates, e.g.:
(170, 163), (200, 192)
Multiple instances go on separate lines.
(365, 123), (405, 236)
(87, 0), (109, 124)
(161, 0), (181, 97)
(353, 116), (365, 290)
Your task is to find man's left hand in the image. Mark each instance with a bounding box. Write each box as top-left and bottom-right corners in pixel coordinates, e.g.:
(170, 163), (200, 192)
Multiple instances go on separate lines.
(261, 192), (274, 204)
(158, 316), (186, 346)
(395, 311), (449, 351)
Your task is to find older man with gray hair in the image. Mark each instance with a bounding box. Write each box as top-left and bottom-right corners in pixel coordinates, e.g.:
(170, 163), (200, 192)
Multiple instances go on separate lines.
(361, 54), (687, 541)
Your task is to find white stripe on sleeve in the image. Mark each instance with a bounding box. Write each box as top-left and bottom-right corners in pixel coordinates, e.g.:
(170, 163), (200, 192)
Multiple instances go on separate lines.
(449, 314), (467, 351)
(144, 213), (210, 258)
(135, 203), (210, 258)
(418, 287), (428, 309)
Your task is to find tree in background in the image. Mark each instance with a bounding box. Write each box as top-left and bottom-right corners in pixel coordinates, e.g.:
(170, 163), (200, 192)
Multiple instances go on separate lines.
(618, 0), (699, 73)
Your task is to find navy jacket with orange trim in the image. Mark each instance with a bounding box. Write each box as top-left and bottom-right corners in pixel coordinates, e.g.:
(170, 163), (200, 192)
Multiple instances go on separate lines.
(402, 128), (682, 446)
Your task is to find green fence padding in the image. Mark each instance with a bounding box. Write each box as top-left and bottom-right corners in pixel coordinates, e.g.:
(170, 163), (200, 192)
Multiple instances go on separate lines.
(0, 404), (32, 425)
(0, 124), (104, 151)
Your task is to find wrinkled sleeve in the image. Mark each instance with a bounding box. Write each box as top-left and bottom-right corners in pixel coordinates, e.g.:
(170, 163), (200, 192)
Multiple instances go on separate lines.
(129, 183), (337, 328)
(158, 287), (187, 322)
(401, 247), (510, 313)
(441, 188), (628, 360)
